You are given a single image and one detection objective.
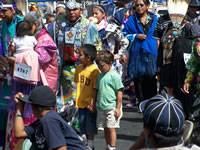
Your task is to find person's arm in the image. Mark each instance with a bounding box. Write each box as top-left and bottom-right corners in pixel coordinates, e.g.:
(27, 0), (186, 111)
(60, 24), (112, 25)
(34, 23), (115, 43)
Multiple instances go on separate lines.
(10, 45), (16, 55)
(182, 70), (194, 94)
(157, 39), (160, 49)
(14, 93), (28, 139)
(89, 69), (100, 112)
(56, 146), (67, 150)
(90, 88), (98, 113)
(115, 89), (123, 118)
(35, 38), (57, 65)
(129, 131), (145, 150)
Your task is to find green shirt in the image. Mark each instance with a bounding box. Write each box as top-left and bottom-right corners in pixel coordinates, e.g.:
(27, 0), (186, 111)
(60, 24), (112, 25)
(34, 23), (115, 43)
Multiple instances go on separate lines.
(96, 71), (124, 110)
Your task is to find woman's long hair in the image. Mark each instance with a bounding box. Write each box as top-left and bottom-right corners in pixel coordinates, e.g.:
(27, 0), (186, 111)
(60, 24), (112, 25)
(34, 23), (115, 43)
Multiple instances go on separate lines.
(24, 11), (44, 38)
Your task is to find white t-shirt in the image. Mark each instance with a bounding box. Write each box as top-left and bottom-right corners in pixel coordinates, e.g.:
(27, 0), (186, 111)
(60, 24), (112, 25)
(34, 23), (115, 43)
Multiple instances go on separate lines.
(12, 35), (37, 57)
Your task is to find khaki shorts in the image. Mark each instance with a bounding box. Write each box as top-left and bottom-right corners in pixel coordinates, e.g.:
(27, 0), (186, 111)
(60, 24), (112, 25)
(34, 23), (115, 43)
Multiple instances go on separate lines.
(97, 107), (123, 128)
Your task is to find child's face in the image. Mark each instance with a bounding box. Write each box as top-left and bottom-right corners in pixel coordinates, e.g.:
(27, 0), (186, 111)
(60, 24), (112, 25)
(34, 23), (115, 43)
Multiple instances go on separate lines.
(97, 60), (112, 73)
(31, 105), (39, 118)
(47, 17), (54, 24)
(79, 48), (87, 65)
(92, 7), (105, 24)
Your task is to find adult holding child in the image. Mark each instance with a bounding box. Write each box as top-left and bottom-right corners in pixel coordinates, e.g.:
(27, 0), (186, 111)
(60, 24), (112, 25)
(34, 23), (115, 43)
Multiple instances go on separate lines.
(5, 11), (58, 150)
(0, 1), (23, 149)
(122, 0), (158, 104)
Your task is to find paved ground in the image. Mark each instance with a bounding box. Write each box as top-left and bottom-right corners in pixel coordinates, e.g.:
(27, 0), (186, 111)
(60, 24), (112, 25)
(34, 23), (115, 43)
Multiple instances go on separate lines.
(94, 99), (143, 150)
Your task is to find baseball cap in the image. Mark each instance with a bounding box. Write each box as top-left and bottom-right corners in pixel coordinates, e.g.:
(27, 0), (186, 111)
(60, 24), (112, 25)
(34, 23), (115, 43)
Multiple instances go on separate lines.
(139, 93), (185, 136)
(18, 86), (56, 107)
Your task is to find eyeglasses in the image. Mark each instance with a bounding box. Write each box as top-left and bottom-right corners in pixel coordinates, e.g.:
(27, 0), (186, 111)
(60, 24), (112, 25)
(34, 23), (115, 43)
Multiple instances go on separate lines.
(136, 4), (144, 7)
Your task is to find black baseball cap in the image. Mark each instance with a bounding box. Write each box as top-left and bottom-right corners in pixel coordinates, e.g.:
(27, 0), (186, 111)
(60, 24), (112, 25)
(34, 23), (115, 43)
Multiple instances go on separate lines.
(18, 86), (56, 107)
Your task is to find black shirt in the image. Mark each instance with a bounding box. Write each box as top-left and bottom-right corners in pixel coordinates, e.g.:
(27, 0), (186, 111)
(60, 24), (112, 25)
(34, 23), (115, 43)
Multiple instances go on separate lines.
(136, 12), (155, 35)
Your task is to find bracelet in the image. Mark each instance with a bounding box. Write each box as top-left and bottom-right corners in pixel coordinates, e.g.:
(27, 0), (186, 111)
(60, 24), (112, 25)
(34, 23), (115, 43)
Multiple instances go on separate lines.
(16, 114), (23, 117)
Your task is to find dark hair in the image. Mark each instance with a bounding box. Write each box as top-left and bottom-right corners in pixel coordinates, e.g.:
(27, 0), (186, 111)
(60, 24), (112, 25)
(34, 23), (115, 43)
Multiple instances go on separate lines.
(136, 0), (150, 6)
(80, 44), (97, 61)
(96, 51), (114, 65)
(93, 5), (106, 14)
(16, 21), (33, 37)
(45, 14), (55, 23)
(15, 8), (23, 16)
(74, 0), (82, 4)
(151, 130), (183, 147)
(32, 104), (54, 113)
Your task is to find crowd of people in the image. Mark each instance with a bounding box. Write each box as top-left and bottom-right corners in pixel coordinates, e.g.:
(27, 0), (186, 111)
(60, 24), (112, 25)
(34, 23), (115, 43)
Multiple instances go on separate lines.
(1, 0), (200, 149)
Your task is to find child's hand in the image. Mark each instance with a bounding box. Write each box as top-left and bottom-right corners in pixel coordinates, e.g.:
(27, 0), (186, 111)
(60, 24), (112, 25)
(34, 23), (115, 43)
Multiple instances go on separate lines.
(88, 102), (96, 113)
(14, 92), (25, 110)
(7, 39), (13, 52)
(114, 108), (120, 118)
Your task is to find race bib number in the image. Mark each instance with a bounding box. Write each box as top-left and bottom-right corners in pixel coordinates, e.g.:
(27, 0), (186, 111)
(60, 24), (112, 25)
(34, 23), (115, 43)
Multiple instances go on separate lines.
(105, 24), (117, 32)
(14, 62), (32, 81)
(183, 53), (191, 64)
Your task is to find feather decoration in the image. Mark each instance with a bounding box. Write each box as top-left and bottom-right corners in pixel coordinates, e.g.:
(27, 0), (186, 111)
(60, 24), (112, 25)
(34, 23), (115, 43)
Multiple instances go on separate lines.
(167, 0), (189, 35)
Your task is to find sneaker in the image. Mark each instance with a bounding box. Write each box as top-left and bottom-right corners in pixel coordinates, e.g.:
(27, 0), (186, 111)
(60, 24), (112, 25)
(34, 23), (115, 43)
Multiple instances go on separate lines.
(86, 145), (95, 150)
(98, 127), (104, 131)
(126, 103), (133, 107)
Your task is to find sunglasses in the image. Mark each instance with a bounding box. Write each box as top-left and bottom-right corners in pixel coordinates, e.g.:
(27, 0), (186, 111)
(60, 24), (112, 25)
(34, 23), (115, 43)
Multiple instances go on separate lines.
(136, 4), (145, 7)
(132, 6), (136, 10)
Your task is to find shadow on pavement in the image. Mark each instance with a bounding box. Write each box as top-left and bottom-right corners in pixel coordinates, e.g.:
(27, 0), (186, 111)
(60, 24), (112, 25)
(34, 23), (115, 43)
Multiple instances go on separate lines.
(122, 107), (138, 112)
(121, 117), (143, 123)
(117, 134), (138, 141)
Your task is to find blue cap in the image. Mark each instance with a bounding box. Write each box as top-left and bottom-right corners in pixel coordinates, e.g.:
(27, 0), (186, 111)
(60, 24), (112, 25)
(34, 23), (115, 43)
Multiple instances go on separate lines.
(139, 93), (185, 136)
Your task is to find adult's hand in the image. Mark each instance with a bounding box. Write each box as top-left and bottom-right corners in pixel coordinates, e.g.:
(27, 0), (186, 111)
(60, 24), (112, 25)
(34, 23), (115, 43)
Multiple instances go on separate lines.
(137, 34), (147, 40)
(182, 83), (190, 94)
(119, 55), (127, 64)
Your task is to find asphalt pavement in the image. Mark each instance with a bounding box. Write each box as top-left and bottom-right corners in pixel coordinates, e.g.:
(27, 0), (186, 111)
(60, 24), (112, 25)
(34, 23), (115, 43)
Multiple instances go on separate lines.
(94, 99), (143, 150)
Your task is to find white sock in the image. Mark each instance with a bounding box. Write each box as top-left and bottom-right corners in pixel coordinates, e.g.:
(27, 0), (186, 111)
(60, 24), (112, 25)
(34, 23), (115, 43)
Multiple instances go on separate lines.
(107, 145), (116, 150)
(87, 140), (94, 148)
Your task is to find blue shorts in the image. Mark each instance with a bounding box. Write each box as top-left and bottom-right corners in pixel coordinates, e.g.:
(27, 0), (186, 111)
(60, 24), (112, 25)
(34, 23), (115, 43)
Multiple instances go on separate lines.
(78, 108), (97, 135)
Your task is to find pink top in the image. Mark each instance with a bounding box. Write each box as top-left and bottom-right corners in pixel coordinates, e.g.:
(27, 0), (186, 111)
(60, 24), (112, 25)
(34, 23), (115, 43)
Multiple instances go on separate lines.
(35, 29), (58, 93)
(14, 50), (40, 84)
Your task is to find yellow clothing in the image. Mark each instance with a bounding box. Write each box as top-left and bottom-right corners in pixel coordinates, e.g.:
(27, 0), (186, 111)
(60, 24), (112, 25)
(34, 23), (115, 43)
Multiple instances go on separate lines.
(74, 64), (100, 108)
